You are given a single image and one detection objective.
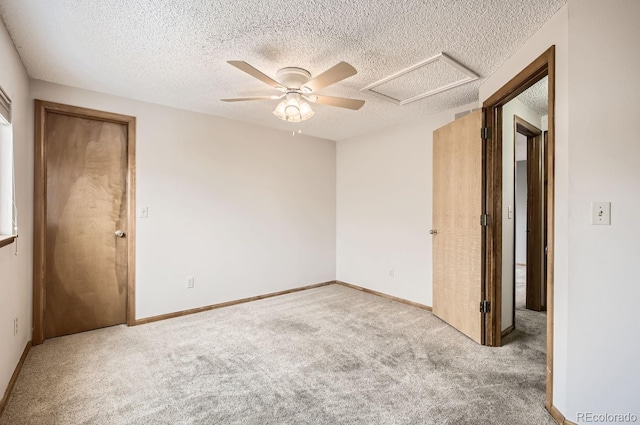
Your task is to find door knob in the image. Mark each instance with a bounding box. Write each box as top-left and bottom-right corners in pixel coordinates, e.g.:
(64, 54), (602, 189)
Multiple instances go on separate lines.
(115, 230), (126, 238)
(430, 229), (438, 235)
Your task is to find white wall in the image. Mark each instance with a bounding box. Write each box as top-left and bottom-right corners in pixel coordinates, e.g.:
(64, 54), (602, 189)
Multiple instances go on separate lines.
(0, 18), (33, 401)
(501, 99), (542, 331)
(515, 159), (527, 265)
(30, 80), (337, 320)
(566, 0), (640, 419)
(479, 3), (570, 413)
(336, 104), (476, 306)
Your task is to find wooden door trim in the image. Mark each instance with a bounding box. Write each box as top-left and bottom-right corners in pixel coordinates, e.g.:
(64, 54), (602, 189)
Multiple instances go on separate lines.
(482, 46), (555, 412)
(33, 100), (136, 345)
(515, 115), (542, 138)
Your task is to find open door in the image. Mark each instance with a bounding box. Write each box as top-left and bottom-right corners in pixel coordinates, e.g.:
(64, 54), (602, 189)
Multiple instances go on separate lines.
(432, 109), (484, 344)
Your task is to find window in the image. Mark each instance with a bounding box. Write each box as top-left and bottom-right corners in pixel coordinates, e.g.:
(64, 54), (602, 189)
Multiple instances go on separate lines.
(0, 85), (16, 247)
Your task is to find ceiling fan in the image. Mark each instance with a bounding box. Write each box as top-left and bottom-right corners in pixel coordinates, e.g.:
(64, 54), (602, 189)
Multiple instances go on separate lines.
(222, 61), (365, 123)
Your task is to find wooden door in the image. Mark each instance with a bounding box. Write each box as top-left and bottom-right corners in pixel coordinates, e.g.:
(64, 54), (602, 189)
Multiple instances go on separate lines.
(432, 110), (484, 344)
(38, 103), (133, 339)
(526, 134), (545, 311)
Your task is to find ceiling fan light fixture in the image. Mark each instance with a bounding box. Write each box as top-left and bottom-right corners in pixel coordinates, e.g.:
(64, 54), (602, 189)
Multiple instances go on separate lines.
(284, 98), (300, 117)
(299, 101), (315, 120)
(273, 99), (288, 120)
(273, 93), (314, 122)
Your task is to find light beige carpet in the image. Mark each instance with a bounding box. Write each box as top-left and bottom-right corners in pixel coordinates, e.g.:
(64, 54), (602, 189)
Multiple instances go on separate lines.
(511, 264), (546, 354)
(1, 284), (552, 425)
(516, 264), (527, 309)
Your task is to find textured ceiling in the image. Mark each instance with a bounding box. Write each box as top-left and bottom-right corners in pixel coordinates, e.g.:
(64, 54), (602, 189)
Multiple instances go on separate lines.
(517, 76), (549, 116)
(0, 0), (565, 141)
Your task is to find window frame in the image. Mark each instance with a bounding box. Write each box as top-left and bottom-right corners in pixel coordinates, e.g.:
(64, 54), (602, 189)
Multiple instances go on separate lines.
(0, 85), (16, 248)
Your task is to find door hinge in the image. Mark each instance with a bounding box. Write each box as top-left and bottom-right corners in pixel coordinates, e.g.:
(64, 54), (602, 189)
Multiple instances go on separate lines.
(481, 127), (491, 139)
(480, 300), (491, 314)
(480, 213), (490, 227)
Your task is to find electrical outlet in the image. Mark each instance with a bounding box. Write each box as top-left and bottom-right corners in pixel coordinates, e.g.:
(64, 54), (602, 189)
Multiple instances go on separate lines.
(13, 317), (18, 336)
(389, 268), (395, 278)
(186, 276), (195, 289)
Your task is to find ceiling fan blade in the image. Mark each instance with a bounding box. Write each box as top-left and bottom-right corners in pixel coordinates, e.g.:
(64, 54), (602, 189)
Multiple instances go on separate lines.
(303, 62), (357, 92)
(221, 96), (276, 102)
(309, 95), (365, 110)
(227, 61), (283, 90)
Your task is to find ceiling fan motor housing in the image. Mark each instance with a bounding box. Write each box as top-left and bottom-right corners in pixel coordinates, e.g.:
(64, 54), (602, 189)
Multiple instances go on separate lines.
(276, 67), (311, 90)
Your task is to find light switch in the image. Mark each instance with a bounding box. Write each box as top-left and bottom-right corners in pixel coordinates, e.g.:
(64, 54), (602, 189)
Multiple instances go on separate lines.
(592, 202), (611, 225)
(508, 205), (513, 219)
(140, 206), (149, 218)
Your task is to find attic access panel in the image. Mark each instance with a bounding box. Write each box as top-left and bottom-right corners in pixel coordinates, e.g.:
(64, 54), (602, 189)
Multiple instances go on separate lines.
(361, 53), (479, 105)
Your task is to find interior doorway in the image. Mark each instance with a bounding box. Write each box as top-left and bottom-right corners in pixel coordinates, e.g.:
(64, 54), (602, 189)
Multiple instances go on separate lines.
(516, 114), (547, 313)
(504, 112), (548, 336)
(482, 46), (556, 412)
